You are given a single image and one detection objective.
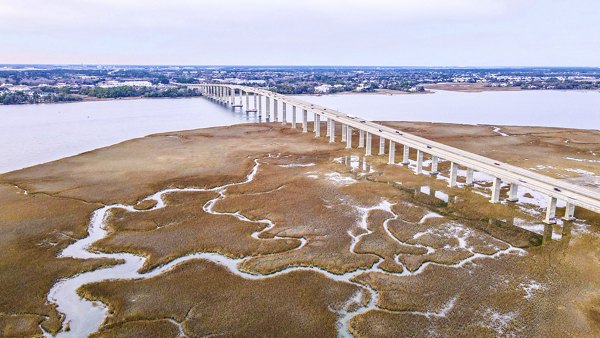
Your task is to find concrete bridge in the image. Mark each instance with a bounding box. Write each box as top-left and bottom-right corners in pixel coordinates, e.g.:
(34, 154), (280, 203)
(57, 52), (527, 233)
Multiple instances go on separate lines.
(197, 84), (600, 226)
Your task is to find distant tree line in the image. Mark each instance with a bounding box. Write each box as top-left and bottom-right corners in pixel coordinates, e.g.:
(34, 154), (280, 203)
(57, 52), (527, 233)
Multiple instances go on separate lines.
(79, 86), (201, 98)
(0, 86), (201, 105)
(0, 90), (82, 105)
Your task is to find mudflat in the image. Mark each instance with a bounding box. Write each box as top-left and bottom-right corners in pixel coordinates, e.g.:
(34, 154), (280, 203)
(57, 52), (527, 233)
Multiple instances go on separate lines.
(0, 122), (598, 337)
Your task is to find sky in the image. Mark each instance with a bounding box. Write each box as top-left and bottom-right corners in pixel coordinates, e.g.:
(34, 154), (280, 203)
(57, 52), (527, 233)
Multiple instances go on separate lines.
(0, 0), (599, 66)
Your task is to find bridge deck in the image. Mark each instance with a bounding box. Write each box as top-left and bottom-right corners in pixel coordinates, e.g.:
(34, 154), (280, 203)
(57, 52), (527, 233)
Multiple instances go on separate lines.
(199, 84), (600, 217)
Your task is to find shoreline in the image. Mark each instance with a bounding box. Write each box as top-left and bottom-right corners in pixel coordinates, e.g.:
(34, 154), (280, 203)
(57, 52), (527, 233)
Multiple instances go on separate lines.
(2, 86), (600, 107)
(2, 121), (599, 175)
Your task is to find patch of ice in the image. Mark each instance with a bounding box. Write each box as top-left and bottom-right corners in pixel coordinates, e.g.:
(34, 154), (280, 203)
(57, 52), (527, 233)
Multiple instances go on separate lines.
(516, 186), (566, 208)
(513, 218), (561, 240)
(492, 127), (509, 137)
(481, 308), (519, 336)
(278, 163), (316, 168)
(324, 172), (357, 185)
(564, 168), (596, 176)
(519, 280), (545, 300)
(418, 211), (443, 224)
(564, 157), (600, 164)
(419, 186), (449, 202)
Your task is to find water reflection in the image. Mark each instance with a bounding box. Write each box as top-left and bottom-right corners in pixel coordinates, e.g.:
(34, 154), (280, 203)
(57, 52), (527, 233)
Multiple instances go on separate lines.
(502, 216), (574, 244)
(339, 155), (373, 174)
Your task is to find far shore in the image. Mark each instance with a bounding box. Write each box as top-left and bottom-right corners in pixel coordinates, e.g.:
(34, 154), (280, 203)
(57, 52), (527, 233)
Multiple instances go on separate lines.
(2, 86), (599, 107)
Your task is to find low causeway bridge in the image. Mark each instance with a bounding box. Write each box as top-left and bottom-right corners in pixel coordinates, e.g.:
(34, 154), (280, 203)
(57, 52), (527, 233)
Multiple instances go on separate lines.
(196, 84), (600, 226)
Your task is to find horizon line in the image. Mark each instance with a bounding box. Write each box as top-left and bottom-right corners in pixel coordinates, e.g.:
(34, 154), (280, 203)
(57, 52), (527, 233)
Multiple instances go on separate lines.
(1, 63), (600, 69)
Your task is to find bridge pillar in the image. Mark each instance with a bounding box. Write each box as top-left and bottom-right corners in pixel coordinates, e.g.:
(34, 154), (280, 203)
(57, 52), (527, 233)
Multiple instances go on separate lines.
(388, 141), (396, 164)
(544, 196), (558, 224)
(302, 109), (308, 133)
(253, 93), (258, 111)
(431, 155), (439, 175)
(563, 202), (575, 221)
(358, 130), (365, 148)
(230, 88), (234, 106)
(282, 102), (287, 124)
(416, 150), (424, 174)
(341, 124), (347, 142)
(273, 99), (278, 121)
(315, 114), (321, 137)
(465, 168), (474, 186)
(346, 126), (353, 149)
(238, 89), (243, 107)
(379, 137), (385, 155)
(507, 183), (519, 202)
(329, 120), (335, 143)
(449, 162), (458, 187)
(402, 145), (410, 165)
(490, 177), (501, 203)
(366, 132), (372, 156)
(266, 97), (271, 120)
(245, 91), (250, 110)
(292, 106), (297, 128)
(326, 119), (331, 137)
(258, 95), (262, 116)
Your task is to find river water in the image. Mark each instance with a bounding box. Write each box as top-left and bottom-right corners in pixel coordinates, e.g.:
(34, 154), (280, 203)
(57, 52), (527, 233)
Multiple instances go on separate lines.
(1, 90), (599, 173)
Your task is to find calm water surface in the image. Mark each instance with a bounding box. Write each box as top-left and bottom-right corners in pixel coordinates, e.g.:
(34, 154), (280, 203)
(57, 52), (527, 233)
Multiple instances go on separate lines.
(1, 90), (598, 173)
(294, 90), (600, 129)
(0, 98), (258, 173)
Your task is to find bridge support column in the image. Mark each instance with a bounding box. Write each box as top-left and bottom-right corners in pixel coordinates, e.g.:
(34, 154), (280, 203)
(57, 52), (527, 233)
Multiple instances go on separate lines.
(329, 120), (335, 143)
(326, 119), (331, 137)
(302, 109), (308, 133)
(266, 97), (271, 120)
(365, 132), (372, 156)
(245, 92), (250, 110)
(449, 162), (458, 187)
(282, 103), (287, 124)
(230, 88), (234, 106)
(341, 124), (347, 142)
(466, 168), (474, 186)
(416, 150), (423, 174)
(258, 95), (262, 116)
(238, 89), (243, 107)
(388, 141), (396, 164)
(431, 155), (439, 175)
(379, 137), (385, 155)
(315, 114), (321, 137)
(402, 145), (410, 165)
(563, 203), (575, 221)
(507, 183), (519, 202)
(273, 99), (278, 121)
(346, 126), (353, 149)
(544, 196), (558, 224)
(358, 130), (365, 148)
(292, 106), (297, 128)
(490, 177), (501, 203)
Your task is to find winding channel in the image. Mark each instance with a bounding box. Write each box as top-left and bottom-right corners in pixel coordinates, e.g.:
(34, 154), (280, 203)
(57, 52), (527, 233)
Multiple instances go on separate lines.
(45, 157), (525, 338)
